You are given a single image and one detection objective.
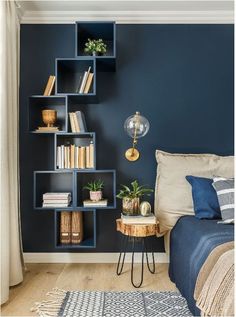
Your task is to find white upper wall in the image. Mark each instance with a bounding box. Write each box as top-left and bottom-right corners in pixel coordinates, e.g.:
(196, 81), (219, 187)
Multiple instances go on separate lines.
(17, 0), (234, 24)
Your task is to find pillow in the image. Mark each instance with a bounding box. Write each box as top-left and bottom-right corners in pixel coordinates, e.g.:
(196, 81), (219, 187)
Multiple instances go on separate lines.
(212, 177), (234, 224)
(154, 150), (234, 238)
(186, 176), (221, 219)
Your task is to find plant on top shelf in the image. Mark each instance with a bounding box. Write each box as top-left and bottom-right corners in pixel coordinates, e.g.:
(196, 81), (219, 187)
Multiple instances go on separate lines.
(84, 39), (107, 56)
(83, 179), (104, 201)
(116, 180), (153, 215)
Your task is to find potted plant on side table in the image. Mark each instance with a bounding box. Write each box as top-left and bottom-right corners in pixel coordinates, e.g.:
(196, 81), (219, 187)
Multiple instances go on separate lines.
(116, 180), (153, 215)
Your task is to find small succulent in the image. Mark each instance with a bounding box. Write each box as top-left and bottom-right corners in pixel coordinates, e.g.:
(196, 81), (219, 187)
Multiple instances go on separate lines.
(116, 180), (153, 199)
(83, 179), (104, 192)
(84, 39), (107, 55)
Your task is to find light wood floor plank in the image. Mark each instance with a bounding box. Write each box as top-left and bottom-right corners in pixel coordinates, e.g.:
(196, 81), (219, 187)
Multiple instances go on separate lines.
(1, 263), (176, 316)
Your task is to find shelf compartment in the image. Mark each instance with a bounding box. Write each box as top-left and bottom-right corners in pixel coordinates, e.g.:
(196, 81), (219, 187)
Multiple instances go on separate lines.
(55, 58), (96, 96)
(34, 171), (75, 209)
(75, 22), (116, 72)
(76, 170), (116, 209)
(54, 209), (96, 249)
(54, 133), (96, 170)
(29, 96), (67, 133)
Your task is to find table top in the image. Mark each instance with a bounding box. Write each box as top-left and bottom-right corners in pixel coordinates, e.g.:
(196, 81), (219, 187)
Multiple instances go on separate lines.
(116, 218), (159, 237)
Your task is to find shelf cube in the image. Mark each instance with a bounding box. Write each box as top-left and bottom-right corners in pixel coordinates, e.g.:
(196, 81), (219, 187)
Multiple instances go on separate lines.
(54, 209), (96, 249)
(29, 96), (67, 133)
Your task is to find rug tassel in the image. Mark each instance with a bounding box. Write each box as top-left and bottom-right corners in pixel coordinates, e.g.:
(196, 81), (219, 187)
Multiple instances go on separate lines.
(30, 288), (67, 316)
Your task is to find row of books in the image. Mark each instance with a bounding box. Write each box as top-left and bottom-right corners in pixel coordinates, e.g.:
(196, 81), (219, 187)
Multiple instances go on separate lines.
(60, 211), (83, 244)
(77, 67), (94, 94)
(43, 192), (71, 208)
(121, 213), (156, 224)
(69, 111), (87, 133)
(56, 143), (94, 169)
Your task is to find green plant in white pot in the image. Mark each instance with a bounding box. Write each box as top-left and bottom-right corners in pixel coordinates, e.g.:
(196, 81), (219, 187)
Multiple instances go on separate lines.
(83, 179), (104, 201)
(84, 39), (107, 56)
(116, 180), (153, 215)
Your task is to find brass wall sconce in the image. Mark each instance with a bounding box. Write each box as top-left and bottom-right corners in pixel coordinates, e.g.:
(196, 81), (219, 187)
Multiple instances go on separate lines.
(124, 111), (150, 161)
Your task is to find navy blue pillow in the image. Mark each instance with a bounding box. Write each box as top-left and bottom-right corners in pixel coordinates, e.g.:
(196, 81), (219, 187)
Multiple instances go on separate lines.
(186, 176), (221, 219)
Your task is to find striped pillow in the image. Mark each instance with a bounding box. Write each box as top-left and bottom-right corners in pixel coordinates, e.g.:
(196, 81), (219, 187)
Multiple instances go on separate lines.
(212, 177), (234, 224)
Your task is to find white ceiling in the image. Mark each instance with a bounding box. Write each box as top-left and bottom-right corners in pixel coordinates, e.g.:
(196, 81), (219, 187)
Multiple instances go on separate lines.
(17, 0), (234, 24)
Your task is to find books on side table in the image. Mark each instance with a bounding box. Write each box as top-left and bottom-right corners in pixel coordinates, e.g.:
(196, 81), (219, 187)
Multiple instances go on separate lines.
(83, 199), (108, 207)
(56, 142), (94, 169)
(42, 192), (71, 208)
(60, 211), (83, 244)
(121, 213), (156, 224)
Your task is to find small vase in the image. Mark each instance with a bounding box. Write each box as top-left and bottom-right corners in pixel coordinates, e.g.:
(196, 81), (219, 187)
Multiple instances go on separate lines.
(90, 191), (102, 201)
(92, 51), (97, 56)
(122, 197), (140, 215)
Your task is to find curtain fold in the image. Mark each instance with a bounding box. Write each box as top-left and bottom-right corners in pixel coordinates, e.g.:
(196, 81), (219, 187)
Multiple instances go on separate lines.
(0, 0), (24, 305)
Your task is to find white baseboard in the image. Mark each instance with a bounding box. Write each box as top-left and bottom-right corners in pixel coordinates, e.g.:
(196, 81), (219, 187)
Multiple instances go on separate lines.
(23, 252), (169, 264)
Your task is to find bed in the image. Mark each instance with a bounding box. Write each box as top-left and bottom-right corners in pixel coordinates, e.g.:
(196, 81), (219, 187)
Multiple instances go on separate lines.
(168, 215), (234, 316)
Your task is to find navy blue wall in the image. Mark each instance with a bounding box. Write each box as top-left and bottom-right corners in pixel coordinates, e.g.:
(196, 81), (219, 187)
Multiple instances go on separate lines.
(20, 24), (234, 252)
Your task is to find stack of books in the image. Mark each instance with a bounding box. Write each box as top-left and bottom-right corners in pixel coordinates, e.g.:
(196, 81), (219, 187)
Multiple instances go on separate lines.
(42, 192), (71, 208)
(121, 213), (156, 224)
(69, 111), (87, 133)
(77, 67), (94, 94)
(56, 142), (94, 169)
(60, 211), (83, 244)
(83, 199), (108, 207)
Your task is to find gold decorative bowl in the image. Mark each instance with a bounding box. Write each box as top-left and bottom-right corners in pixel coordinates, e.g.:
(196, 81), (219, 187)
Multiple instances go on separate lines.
(42, 109), (57, 127)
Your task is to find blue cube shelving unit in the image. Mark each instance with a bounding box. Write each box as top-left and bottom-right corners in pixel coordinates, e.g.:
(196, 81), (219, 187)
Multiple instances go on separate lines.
(30, 21), (117, 249)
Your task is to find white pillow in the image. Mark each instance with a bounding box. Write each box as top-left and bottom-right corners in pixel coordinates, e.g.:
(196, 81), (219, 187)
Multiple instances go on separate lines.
(155, 150), (234, 237)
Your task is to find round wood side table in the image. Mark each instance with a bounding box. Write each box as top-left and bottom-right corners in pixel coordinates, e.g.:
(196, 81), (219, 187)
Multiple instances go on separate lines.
(116, 218), (159, 288)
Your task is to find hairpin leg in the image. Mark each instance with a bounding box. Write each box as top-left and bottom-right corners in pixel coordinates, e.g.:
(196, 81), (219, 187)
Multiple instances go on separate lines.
(131, 237), (144, 288)
(144, 239), (155, 274)
(116, 235), (128, 275)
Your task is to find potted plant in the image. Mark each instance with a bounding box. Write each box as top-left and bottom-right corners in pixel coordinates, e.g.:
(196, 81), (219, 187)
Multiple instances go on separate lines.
(84, 38), (107, 56)
(83, 179), (104, 201)
(116, 180), (153, 215)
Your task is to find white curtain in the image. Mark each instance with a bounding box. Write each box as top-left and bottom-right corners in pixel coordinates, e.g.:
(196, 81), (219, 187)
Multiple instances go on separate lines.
(0, 0), (24, 305)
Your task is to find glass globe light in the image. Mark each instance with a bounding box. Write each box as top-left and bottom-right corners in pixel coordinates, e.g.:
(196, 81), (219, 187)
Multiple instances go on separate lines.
(124, 112), (150, 161)
(124, 112), (150, 139)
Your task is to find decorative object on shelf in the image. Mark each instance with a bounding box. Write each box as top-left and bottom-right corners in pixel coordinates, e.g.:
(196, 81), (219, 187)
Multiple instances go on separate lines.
(124, 111), (150, 161)
(60, 211), (71, 244)
(35, 109), (59, 132)
(140, 201), (152, 216)
(116, 180), (153, 215)
(43, 75), (56, 96)
(42, 192), (71, 208)
(83, 179), (104, 201)
(84, 38), (107, 56)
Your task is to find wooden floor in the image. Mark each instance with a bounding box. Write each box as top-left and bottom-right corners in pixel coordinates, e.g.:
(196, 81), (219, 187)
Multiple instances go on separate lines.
(1, 263), (176, 316)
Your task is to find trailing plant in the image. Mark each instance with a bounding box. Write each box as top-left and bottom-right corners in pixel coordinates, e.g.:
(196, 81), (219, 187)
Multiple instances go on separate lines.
(116, 180), (153, 199)
(84, 38), (107, 55)
(83, 179), (104, 192)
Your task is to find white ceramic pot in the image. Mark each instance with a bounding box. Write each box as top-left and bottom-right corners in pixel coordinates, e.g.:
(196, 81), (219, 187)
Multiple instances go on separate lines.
(90, 191), (102, 201)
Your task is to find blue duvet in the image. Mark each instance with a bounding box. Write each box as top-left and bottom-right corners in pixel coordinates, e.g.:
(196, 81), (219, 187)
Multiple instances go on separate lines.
(169, 215), (234, 316)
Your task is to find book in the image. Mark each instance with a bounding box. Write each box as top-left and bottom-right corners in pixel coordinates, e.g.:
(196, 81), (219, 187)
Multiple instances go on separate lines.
(121, 213), (156, 224)
(70, 144), (75, 169)
(43, 203), (70, 207)
(60, 212), (71, 244)
(85, 146), (90, 168)
(43, 192), (71, 199)
(83, 199), (108, 207)
(43, 199), (70, 204)
(89, 142), (94, 168)
(75, 146), (79, 168)
(43, 75), (56, 96)
(79, 67), (91, 94)
(75, 111), (87, 132)
(56, 146), (62, 169)
(73, 112), (80, 132)
(80, 146), (86, 169)
(83, 73), (94, 94)
(61, 145), (65, 169)
(35, 127), (59, 132)
(71, 211), (83, 244)
(69, 113), (76, 133)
